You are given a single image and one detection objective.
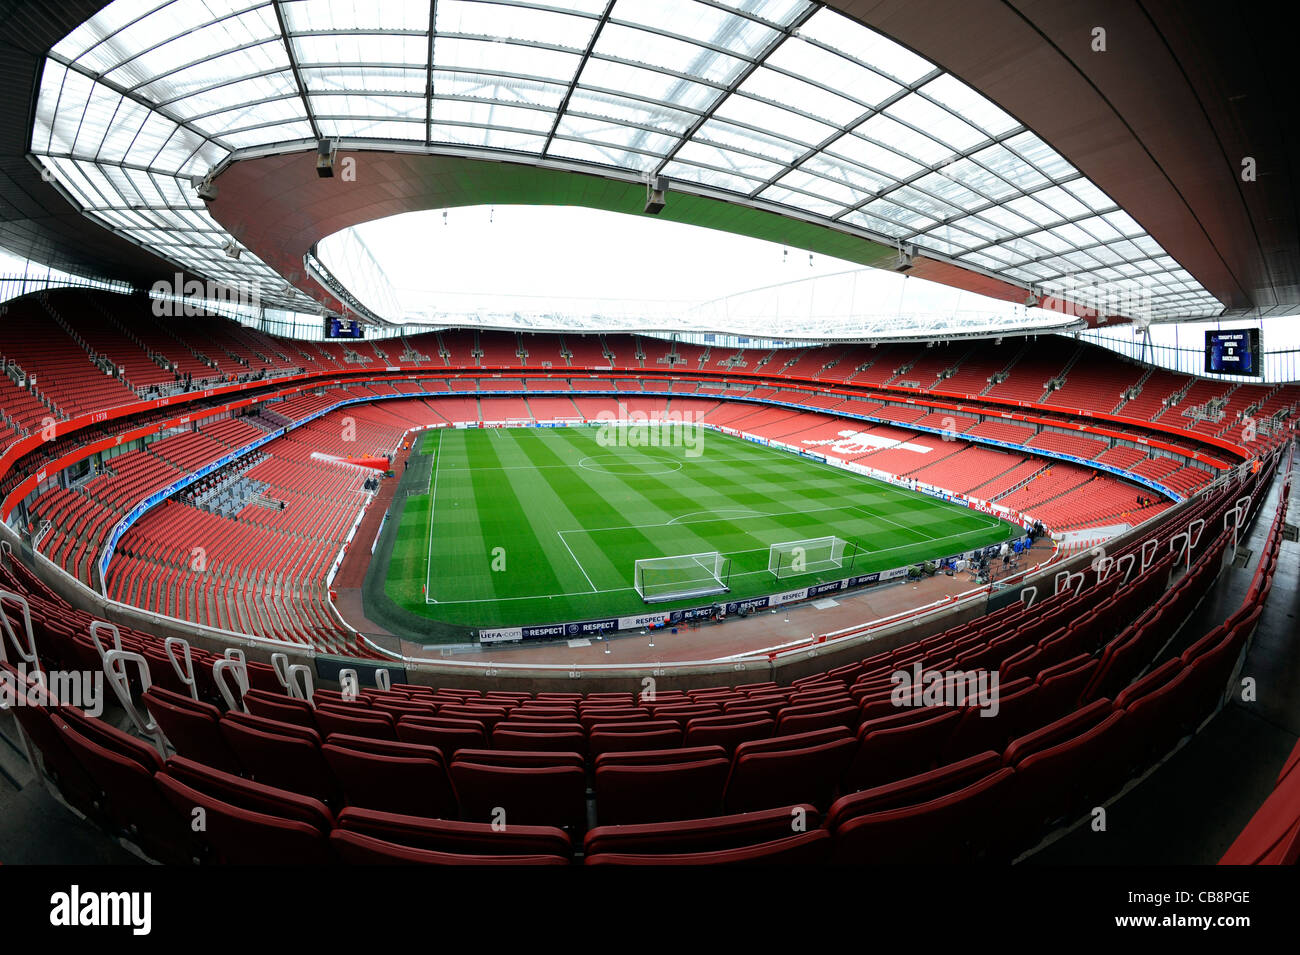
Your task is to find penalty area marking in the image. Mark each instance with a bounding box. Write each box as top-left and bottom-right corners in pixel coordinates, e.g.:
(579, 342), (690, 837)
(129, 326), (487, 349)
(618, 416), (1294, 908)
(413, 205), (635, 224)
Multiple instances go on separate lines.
(557, 530), (599, 593)
(422, 517), (1004, 607)
(415, 521), (1012, 607)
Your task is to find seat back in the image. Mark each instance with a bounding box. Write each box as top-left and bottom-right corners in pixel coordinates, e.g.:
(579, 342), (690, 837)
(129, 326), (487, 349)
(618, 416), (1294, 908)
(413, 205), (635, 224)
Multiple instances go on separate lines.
(584, 804), (820, 856)
(156, 755), (333, 864)
(156, 774), (331, 864)
(313, 706), (397, 741)
(586, 829), (830, 865)
(724, 736), (856, 813)
(395, 715), (487, 754)
(329, 829), (569, 865)
(832, 767), (1016, 863)
(51, 712), (188, 863)
(337, 807), (571, 857)
(449, 761), (586, 830)
(243, 688), (315, 727)
(322, 743), (457, 818)
(594, 758), (729, 825)
(682, 716), (775, 754)
(218, 715), (336, 804)
(827, 750), (1004, 830)
(841, 709), (962, 792)
(143, 686), (239, 773)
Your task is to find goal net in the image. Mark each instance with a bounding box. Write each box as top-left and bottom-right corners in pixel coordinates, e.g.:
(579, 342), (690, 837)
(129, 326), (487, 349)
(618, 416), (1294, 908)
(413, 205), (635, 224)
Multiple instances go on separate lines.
(634, 552), (730, 603)
(768, 536), (851, 580)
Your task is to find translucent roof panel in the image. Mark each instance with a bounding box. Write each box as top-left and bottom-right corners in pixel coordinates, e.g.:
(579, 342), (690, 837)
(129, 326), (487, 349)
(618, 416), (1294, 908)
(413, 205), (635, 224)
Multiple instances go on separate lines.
(30, 0), (1222, 323)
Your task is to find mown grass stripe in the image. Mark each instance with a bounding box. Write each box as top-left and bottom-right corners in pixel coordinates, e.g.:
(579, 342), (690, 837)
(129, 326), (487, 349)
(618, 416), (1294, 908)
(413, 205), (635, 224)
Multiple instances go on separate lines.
(387, 426), (1019, 628)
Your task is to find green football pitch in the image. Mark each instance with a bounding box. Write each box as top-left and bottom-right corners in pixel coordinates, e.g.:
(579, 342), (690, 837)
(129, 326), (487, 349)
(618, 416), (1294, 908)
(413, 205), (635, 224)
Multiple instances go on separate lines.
(381, 425), (1020, 630)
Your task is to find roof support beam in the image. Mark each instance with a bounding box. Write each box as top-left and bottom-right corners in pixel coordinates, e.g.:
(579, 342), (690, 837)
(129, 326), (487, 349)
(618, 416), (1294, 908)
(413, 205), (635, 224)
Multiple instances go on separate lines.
(272, 0), (321, 142)
(653, 2), (820, 178)
(543, 0), (616, 157)
(425, 0), (437, 144)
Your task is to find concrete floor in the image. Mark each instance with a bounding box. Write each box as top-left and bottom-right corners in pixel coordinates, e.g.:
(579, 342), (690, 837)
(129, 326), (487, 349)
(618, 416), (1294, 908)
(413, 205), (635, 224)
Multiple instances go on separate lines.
(0, 717), (141, 865)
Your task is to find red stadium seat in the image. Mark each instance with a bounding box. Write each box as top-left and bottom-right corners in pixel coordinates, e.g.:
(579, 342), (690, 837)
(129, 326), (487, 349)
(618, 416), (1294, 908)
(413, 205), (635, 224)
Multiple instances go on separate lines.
(143, 686), (241, 774)
(156, 756), (333, 864)
(218, 713), (337, 804)
(585, 829), (830, 865)
(723, 729), (856, 813)
(321, 737), (457, 818)
(329, 829), (569, 865)
(594, 757), (730, 825)
(585, 804), (820, 856)
(336, 807), (571, 857)
(449, 759), (586, 830)
(829, 754), (1014, 863)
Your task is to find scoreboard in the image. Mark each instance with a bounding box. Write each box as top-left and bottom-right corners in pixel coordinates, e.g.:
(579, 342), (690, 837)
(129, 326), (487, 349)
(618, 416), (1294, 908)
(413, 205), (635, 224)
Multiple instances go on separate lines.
(1205, 328), (1261, 377)
(326, 316), (365, 339)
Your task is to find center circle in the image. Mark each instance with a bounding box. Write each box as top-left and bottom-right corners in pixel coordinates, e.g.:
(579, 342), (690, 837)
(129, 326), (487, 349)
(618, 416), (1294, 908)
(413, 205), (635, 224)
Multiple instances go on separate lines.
(577, 454), (684, 476)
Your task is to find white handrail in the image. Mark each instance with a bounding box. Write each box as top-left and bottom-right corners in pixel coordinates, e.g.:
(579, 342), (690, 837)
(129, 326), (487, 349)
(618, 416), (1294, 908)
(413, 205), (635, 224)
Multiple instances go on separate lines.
(1140, 537), (1158, 572)
(102, 648), (165, 756)
(286, 663), (314, 701)
(1169, 531), (1190, 570)
(164, 636), (197, 701)
(88, 620), (122, 663)
(213, 649), (249, 711)
(0, 590), (39, 670)
(271, 652), (291, 689)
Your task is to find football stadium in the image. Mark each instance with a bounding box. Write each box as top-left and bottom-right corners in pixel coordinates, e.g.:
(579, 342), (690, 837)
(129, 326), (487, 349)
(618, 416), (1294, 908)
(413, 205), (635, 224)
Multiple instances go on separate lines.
(0, 0), (1296, 905)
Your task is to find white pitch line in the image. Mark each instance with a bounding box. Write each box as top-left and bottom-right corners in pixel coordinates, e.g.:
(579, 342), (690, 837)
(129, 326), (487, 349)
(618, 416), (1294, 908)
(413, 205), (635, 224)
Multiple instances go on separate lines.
(556, 499), (892, 536)
(430, 522), (1012, 607)
(847, 502), (939, 541)
(666, 508), (764, 525)
(424, 430), (444, 604)
(556, 531), (599, 593)
(422, 427), (1016, 608)
(788, 448), (1004, 539)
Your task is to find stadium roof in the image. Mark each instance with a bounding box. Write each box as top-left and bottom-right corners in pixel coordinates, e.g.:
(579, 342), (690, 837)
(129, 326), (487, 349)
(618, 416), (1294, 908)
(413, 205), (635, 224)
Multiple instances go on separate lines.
(4, 0), (1297, 333)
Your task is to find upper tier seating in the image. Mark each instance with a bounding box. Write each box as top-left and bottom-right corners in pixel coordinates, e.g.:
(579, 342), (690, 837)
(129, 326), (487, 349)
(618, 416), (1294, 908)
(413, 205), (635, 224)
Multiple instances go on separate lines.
(0, 298), (138, 418)
(2, 290), (1293, 665)
(4, 289), (1294, 467)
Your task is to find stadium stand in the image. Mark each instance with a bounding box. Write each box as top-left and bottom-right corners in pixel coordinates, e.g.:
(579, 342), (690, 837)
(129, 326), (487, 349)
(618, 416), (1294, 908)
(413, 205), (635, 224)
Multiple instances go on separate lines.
(0, 296), (1290, 876)
(0, 437), (1287, 865)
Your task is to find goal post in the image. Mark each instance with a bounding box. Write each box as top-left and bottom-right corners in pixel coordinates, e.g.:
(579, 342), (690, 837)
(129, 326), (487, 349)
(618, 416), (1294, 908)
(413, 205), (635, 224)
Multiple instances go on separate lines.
(768, 536), (855, 580)
(634, 552), (730, 603)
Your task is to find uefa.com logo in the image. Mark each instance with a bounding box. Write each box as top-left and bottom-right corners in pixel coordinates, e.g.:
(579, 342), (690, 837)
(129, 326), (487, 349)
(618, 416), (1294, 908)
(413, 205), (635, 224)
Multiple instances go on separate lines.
(594, 407), (707, 457)
(49, 886), (151, 936)
(890, 663), (1001, 718)
(0, 665), (104, 718)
